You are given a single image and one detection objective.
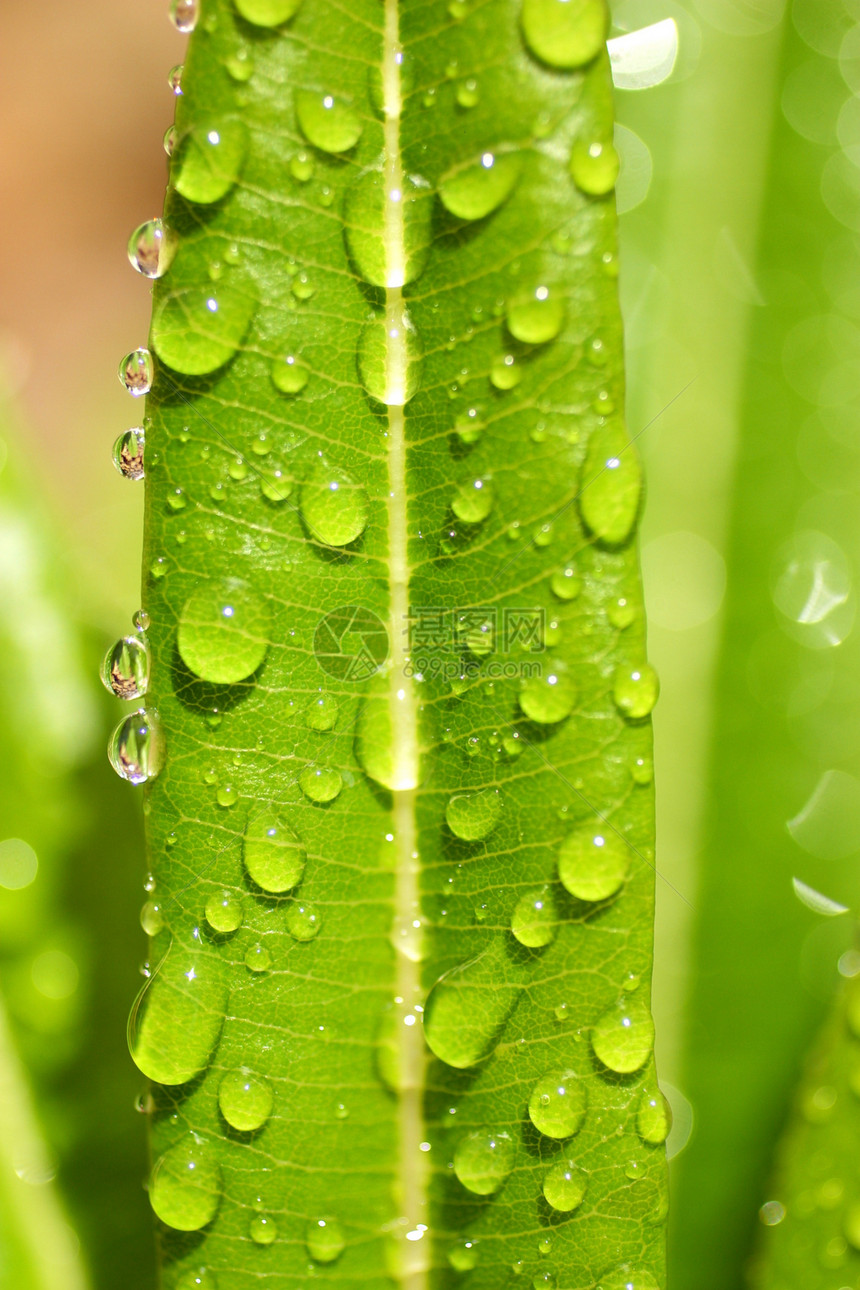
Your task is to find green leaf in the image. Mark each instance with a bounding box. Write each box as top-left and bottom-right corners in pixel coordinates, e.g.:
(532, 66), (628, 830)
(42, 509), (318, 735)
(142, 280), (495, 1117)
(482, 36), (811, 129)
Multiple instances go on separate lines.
(126, 2), (667, 1287)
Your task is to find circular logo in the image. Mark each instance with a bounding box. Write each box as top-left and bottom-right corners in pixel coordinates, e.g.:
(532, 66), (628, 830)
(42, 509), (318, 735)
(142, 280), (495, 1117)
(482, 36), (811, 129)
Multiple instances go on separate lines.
(313, 605), (389, 682)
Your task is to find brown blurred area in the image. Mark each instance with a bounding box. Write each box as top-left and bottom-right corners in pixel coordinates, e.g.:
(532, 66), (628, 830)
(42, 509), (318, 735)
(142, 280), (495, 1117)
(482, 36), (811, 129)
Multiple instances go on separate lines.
(0, 2), (182, 623)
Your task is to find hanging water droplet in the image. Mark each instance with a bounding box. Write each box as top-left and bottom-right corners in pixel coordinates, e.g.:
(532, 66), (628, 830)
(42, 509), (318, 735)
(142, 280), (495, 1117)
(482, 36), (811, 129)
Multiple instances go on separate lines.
(234, 0), (303, 26)
(454, 1131), (514, 1195)
(101, 635), (150, 700)
(507, 286), (565, 345)
(129, 930), (229, 1083)
(528, 1070), (587, 1138)
(152, 279), (256, 375)
(580, 424), (642, 545)
(306, 1218), (345, 1263)
(520, 0), (608, 69)
(169, 0), (198, 32)
(296, 90), (363, 153)
(286, 900), (322, 941)
(218, 1069), (273, 1131)
(511, 887), (557, 948)
(490, 351), (523, 390)
(451, 476), (494, 524)
(177, 578), (271, 684)
(448, 1239), (479, 1272)
(591, 1001), (655, 1074)
(300, 461), (369, 546)
(358, 309), (424, 406)
(345, 170), (433, 288)
(271, 354), (309, 394)
(519, 669), (575, 724)
(109, 708), (164, 784)
(637, 1085), (672, 1146)
(299, 765), (342, 802)
(571, 138), (620, 196)
(128, 218), (177, 278)
(119, 348), (154, 397)
(558, 827), (629, 902)
(306, 694), (338, 731)
(355, 673), (419, 791)
(244, 811), (305, 893)
(446, 788), (503, 841)
(133, 609), (150, 633)
(226, 46), (254, 81)
(424, 938), (522, 1068)
(596, 1269), (659, 1290)
(205, 889), (244, 934)
(149, 1137), (221, 1231)
(174, 121), (248, 204)
(168, 63), (184, 95)
(140, 901), (164, 937)
(439, 152), (521, 221)
(613, 664), (659, 719)
(542, 1158), (587, 1213)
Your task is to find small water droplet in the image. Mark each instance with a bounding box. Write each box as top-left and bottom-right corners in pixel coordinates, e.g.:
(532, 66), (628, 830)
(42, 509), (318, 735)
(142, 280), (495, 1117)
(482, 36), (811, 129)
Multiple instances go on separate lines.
(456, 77), (480, 108)
(140, 901), (164, 937)
(519, 670), (575, 724)
(451, 476), (494, 524)
(591, 1001), (655, 1074)
(345, 170), (433, 289)
(286, 900), (322, 941)
(543, 1158), (587, 1212)
(637, 1085), (672, 1146)
(580, 424), (642, 546)
(133, 608), (150, 632)
(358, 309), (424, 406)
(528, 1070), (587, 1138)
(128, 218), (177, 278)
(596, 1269), (659, 1290)
(614, 664), (659, 719)
(439, 152), (521, 221)
(446, 788), (503, 841)
(245, 943), (272, 973)
(558, 827), (629, 902)
(306, 1218), (345, 1263)
(175, 1266), (217, 1290)
(169, 0), (198, 32)
(205, 890), (244, 933)
(291, 271), (315, 300)
(521, 0), (608, 68)
(455, 407), (485, 444)
(234, 0), (302, 26)
(306, 694), (338, 731)
(219, 1069), (273, 1131)
(101, 634), (150, 700)
(355, 675), (419, 792)
(424, 938), (521, 1068)
(571, 138), (620, 195)
(216, 783), (238, 808)
(296, 90), (362, 153)
(244, 811), (305, 893)
(490, 351), (523, 390)
(174, 120), (248, 204)
(152, 279), (256, 375)
(168, 63), (184, 95)
(118, 348), (154, 397)
(300, 461), (369, 546)
(299, 765), (342, 803)
(550, 567), (580, 601)
(227, 46), (254, 81)
(511, 887), (558, 948)
(248, 1213), (277, 1244)
(454, 1131), (514, 1195)
(608, 597), (635, 629)
(177, 578), (271, 684)
(150, 1137), (221, 1231)
(631, 756), (653, 786)
(507, 285), (564, 344)
(271, 354), (309, 394)
(448, 1240), (479, 1272)
(113, 426), (146, 481)
(290, 149), (315, 181)
(109, 708), (164, 784)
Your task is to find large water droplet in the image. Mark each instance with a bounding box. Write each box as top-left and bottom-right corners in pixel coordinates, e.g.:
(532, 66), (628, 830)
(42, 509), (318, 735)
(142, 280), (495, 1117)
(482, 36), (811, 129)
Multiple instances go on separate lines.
(596, 1269), (659, 1290)
(451, 476), (494, 524)
(306, 1218), (345, 1262)
(174, 121), (248, 204)
(519, 669), (575, 724)
(177, 578), (270, 684)
(591, 1001), (654, 1074)
(128, 218), (177, 278)
(299, 766), (342, 802)
(205, 890), (244, 934)
(218, 1069), (273, 1131)
(129, 932), (228, 1083)
(446, 788), (503, 841)
(101, 635), (150, 700)
(637, 1084), (671, 1145)
(169, 0), (198, 33)
(529, 1070), (587, 1138)
(244, 811), (305, 892)
(613, 664), (659, 719)
(358, 309), (424, 406)
(113, 427), (146, 480)
(296, 91), (363, 153)
(579, 425), (642, 546)
(235, 0), (302, 25)
(149, 1137), (221, 1231)
(424, 938), (521, 1068)
(286, 900), (322, 941)
(345, 170), (433, 288)
(355, 673), (419, 791)
(571, 139), (620, 196)
(151, 280), (256, 375)
(300, 461), (369, 546)
(119, 348), (154, 397)
(542, 1158), (587, 1212)
(454, 1131), (514, 1195)
(521, 0), (608, 69)
(507, 286), (565, 344)
(109, 708), (164, 784)
(439, 152), (521, 220)
(558, 827), (629, 902)
(511, 887), (557, 948)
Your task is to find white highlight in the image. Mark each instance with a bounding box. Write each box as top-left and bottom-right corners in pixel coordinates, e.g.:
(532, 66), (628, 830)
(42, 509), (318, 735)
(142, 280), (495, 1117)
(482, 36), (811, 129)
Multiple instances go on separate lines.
(608, 19), (678, 91)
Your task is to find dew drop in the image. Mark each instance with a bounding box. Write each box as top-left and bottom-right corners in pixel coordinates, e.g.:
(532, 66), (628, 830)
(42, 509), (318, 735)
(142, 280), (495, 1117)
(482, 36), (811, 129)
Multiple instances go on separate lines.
(169, 0), (198, 33)
(507, 286), (565, 345)
(234, 0), (302, 25)
(455, 407), (485, 444)
(456, 77), (480, 108)
(613, 664), (659, 719)
(446, 788), (503, 841)
(101, 635), (149, 700)
(528, 1070), (587, 1138)
(177, 578), (271, 684)
(151, 280), (256, 375)
(140, 901), (164, 937)
(109, 708), (164, 784)
(580, 424), (642, 546)
(150, 1137), (221, 1231)
(424, 938), (522, 1068)
(608, 597), (635, 629)
(551, 567), (580, 601)
(490, 352), (523, 390)
(451, 476), (494, 524)
(591, 1001), (655, 1074)
(244, 811), (305, 892)
(119, 348), (154, 397)
(129, 933), (228, 1083)
(448, 1239), (479, 1272)
(271, 354), (308, 394)
(245, 943), (271, 972)
(355, 674), (419, 791)
(164, 125), (177, 156)
(216, 783), (238, 808)
(291, 271), (315, 300)
(511, 887), (557, 948)
(558, 827), (629, 902)
(286, 900), (322, 941)
(261, 469), (292, 503)
(358, 309), (424, 406)
(631, 756), (653, 786)
(571, 138), (620, 196)
(296, 90), (363, 153)
(542, 1158), (587, 1212)
(174, 121), (248, 204)
(596, 1269), (659, 1290)
(345, 170), (433, 289)
(454, 1131), (514, 1195)
(299, 765), (342, 802)
(306, 1218), (345, 1263)
(205, 890), (244, 933)
(291, 149), (315, 181)
(306, 694), (339, 731)
(133, 608), (150, 632)
(218, 1069), (273, 1131)
(176, 1268), (217, 1290)
(168, 63), (184, 95)
(439, 152), (521, 221)
(128, 218), (177, 279)
(637, 1085), (672, 1146)
(249, 1214), (277, 1244)
(521, 0), (608, 69)
(300, 461), (369, 546)
(519, 670), (575, 724)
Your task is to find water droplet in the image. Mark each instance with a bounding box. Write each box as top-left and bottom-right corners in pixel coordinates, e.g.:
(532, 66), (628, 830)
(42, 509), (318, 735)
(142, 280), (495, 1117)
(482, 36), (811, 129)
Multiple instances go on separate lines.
(490, 351), (523, 390)
(109, 708), (164, 784)
(537, 1236), (552, 1256)
(637, 1085), (671, 1146)
(140, 901), (164, 937)
(177, 578), (271, 684)
(101, 635), (150, 700)
(176, 1268), (217, 1290)
(448, 1239), (479, 1272)
(358, 309), (424, 406)
(306, 694), (338, 731)
(286, 900), (322, 941)
(439, 152), (521, 220)
(169, 0), (198, 32)
(119, 348), (154, 397)
(451, 476), (494, 524)
(424, 938), (522, 1068)
(558, 828), (629, 902)
(519, 670), (575, 724)
(551, 567), (580, 601)
(152, 279), (256, 375)
(521, 0), (608, 69)
(507, 286), (565, 344)
(631, 756), (653, 786)
(290, 149), (315, 181)
(554, 1002), (570, 1022)
(306, 1218), (345, 1263)
(596, 1269), (659, 1290)
(260, 468), (292, 503)
(300, 461), (369, 546)
(219, 1069), (273, 1131)
(446, 788), (503, 841)
(591, 1001), (655, 1074)
(456, 77), (480, 108)
(216, 783), (238, 808)
(291, 271), (315, 300)
(511, 887), (557, 948)
(133, 608), (150, 632)
(150, 1137), (221, 1231)
(244, 811), (305, 892)
(112, 428), (146, 485)
(299, 765), (342, 802)
(512, 1261), (525, 1276)
(296, 90), (362, 153)
(174, 120), (248, 204)
(529, 1070), (587, 1138)
(355, 674), (419, 792)
(129, 933), (228, 1083)
(245, 943), (272, 972)
(234, 0), (302, 26)
(580, 425), (642, 546)
(542, 1158), (587, 1212)
(345, 170), (433, 289)
(608, 597), (635, 629)
(571, 139), (620, 196)
(271, 354), (308, 394)
(613, 664), (659, 719)
(455, 407), (484, 444)
(128, 218), (177, 278)
(168, 63), (184, 95)
(454, 1131), (514, 1195)
(249, 1214), (277, 1244)
(205, 890), (244, 933)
